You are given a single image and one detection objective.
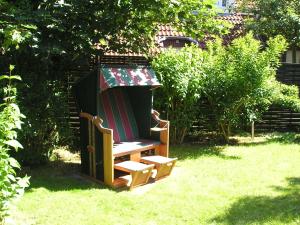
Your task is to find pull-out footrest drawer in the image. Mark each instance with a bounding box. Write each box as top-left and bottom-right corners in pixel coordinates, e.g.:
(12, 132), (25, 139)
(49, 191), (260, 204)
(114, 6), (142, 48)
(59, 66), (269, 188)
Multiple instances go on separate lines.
(114, 161), (154, 190)
(141, 156), (177, 180)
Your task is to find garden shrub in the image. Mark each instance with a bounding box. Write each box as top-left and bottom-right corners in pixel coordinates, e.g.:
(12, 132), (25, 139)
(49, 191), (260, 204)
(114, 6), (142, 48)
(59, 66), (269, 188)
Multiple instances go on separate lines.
(13, 53), (73, 166)
(152, 33), (300, 143)
(152, 45), (204, 144)
(0, 66), (29, 223)
(0, 50), (74, 166)
(200, 33), (300, 141)
(17, 77), (71, 165)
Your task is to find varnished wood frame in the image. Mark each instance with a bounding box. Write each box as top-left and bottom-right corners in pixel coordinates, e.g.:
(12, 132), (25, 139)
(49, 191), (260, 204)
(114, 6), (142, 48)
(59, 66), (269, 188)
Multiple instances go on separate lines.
(151, 110), (170, 157)
(80, 110), (170, 188)
(92, 116), (114, 187)
(80, 112), (114, 186)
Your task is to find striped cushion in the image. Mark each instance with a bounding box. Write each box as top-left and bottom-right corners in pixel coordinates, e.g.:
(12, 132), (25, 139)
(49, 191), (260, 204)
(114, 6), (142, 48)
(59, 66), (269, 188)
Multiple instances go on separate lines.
(98, 88), (139, 143)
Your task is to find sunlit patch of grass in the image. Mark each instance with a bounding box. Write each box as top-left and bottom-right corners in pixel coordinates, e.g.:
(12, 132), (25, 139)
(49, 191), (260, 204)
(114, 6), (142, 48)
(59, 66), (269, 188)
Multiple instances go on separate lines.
(9, 133), (300, 225)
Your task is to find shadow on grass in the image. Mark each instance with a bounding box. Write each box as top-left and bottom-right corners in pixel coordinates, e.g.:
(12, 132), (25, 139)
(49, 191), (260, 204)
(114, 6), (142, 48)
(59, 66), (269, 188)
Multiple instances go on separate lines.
(234, 132), (300, 147)
(171, 145), (241, 161)
(25, 144), (241, 192)
(212, 177), (300, 224)
(24, 160), (113, 192)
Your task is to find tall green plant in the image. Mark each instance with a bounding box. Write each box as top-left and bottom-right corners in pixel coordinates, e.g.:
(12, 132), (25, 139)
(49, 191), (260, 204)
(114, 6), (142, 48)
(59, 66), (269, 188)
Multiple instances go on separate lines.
(152, 45), (204, 144)
(201, 33), (300, 141)
(0, 66), (29, 223)
(153, 33), (300, 143)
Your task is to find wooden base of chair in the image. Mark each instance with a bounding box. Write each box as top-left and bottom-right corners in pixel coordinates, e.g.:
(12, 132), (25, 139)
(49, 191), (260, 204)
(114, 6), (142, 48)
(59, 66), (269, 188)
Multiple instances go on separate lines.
(141, 156), (177, 180)
(114, 161), (154, 190)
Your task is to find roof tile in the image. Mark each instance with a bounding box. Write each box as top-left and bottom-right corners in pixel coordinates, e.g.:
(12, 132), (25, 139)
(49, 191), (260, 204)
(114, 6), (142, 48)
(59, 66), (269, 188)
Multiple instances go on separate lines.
(104, 13), (246, 57)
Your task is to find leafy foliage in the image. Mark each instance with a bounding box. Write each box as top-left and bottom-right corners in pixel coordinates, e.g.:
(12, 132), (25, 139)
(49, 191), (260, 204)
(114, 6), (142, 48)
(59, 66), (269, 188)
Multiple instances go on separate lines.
(10, 50), (73, 166)
(1, 0), (226, 56)
(152, 45), (204, 144)
(16, 76), (71, 166)
(200, 33), (300, 141)
(153, 33), (300, 142)
(240, 0), (300, 62)
(0, 66), (29, 222)
(0, 0), (229, 163)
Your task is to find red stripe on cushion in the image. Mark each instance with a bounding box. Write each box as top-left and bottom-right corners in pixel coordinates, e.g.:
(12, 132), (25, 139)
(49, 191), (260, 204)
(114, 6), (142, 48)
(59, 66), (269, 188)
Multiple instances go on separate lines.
(101, 91), (121, 143)
(113, 89), (135, 141)
(127, 69), (141, 85)
(142, 68), (154, 85)
(111, 68), (126, 86)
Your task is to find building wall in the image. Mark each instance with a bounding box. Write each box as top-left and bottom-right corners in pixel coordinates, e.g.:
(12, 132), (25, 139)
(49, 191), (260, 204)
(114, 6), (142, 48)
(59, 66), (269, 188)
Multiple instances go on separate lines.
(216, 0), (236, 11)
(284, 50), (300, 64)
(161, 39), (195, 48)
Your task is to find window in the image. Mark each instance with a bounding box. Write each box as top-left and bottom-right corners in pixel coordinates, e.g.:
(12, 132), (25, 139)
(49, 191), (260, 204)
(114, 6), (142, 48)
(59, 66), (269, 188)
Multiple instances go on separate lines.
(222, 0), (228, 7)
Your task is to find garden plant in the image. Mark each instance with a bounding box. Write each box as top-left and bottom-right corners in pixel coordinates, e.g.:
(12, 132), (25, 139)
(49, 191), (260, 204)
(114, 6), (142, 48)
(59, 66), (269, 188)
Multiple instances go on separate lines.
(153, 33), (300, 142)
(0, 66), (29, 224)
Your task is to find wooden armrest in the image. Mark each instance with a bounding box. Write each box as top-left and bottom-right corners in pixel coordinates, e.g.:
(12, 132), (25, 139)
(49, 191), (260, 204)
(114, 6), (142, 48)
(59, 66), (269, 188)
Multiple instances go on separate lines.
(93, 116), (113, 135)
(150, 127), (167, 132)
(151, 110), (169, 127)
(80, 112), (94, 121)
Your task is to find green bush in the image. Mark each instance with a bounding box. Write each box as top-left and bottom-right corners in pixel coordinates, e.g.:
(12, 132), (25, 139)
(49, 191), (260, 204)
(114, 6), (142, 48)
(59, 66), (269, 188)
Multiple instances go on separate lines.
(152, 45), (204, 144)
(152, 33), (300, 143)
(0, 66), (29, 223)
(200, 33), (300, 141)
(8, 51), (74, 166)
(16, 69), (72, 166)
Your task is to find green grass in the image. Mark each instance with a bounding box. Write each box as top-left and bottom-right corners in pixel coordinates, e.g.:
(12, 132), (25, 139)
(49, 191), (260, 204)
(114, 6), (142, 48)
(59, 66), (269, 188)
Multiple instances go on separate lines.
(10, 134), (300, 225)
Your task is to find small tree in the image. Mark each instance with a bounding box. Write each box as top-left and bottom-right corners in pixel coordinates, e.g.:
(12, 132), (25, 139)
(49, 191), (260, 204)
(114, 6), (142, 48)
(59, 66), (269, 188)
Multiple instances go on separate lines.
(152, 45), (204, 144)
(0, 66), (29, 223)
(201, 33), (300, 141)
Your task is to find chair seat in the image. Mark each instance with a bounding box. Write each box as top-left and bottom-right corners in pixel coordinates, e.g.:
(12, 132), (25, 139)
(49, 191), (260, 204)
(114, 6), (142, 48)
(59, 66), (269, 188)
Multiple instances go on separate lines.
(114, 161), (154, 190)
(141, 155), (177, 180)
(114, 161), (153, 172)
(141, 155), (175, 164)
(113, 139), (160, 157)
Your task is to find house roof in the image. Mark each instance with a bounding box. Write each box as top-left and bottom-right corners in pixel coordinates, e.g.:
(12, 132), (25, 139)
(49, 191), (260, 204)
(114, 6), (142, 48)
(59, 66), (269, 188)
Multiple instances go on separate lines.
(219, 13), (246, 45)
(104, 13), (246, 57)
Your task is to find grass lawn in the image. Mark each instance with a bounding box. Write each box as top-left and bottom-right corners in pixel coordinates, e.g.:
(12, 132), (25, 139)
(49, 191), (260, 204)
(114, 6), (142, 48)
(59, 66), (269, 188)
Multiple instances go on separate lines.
(9, 133), (300, 225)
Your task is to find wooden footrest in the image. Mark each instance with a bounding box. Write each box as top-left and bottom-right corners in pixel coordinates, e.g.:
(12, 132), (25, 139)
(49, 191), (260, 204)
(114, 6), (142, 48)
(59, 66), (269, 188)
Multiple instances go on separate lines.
(141, 156), (177, 180)
(114, 161), (154, 190)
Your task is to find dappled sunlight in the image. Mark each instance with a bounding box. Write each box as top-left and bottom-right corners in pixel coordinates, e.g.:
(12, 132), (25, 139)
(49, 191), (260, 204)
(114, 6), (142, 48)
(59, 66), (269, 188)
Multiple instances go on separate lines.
(235, 132), (300, 146)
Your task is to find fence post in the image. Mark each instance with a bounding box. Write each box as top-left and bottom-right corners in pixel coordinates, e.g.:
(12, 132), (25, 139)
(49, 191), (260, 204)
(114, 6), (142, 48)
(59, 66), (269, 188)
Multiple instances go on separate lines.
(251, 121), (255, 140)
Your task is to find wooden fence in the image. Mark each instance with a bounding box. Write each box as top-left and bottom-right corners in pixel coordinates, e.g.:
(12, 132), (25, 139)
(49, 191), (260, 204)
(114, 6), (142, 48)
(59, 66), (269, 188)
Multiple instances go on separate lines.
(256, 63), (300, 131)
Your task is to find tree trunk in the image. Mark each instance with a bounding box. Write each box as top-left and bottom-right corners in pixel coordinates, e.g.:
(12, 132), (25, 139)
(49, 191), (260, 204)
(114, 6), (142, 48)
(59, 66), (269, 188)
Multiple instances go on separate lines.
(179, 127), (187, 144)
(220, 122), (230, 143)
